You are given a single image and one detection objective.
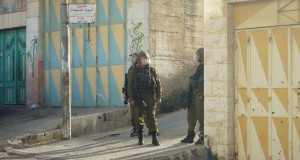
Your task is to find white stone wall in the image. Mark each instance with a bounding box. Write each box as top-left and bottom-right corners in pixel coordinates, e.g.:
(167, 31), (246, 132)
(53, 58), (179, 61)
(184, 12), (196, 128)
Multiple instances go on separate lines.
(149, 0), (204, 96)
(204, 0), (235, 159)
(0, 12), (26, 29)
(0, 0), (26, 29)
(26, 0), (43, 107)
(26, 0), (42, 60)
(127, 0), (150, 55)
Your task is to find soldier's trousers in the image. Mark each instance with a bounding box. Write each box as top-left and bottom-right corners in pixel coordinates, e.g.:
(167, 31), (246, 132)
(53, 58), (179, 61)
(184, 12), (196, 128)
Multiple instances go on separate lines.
(134, 91), (158, 133)
(130, 104), (136, 128)
(131, 104), (149, 129)
(187, 91), (204, 136)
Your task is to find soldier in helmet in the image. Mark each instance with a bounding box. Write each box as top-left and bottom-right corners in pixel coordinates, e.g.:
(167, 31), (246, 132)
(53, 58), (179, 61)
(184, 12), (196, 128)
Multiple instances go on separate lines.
(122, 52), (139, 137)
(127, 51), (162, 146)
(181, 48), (205, 145)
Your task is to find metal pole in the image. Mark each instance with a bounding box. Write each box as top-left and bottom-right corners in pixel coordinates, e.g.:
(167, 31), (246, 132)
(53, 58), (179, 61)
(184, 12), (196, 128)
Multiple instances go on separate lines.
(61, 0), (71, 139)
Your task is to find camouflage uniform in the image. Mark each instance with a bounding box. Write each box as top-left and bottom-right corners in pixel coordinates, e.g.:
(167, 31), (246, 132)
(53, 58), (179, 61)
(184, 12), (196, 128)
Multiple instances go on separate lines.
(128, 51), (162, 146)
(181, 48), (205, 145)
(187, 64), (204, 133)
(123, 53), (140, 137)
(127, 66), (150, 132)
(127, 66), (137, 136)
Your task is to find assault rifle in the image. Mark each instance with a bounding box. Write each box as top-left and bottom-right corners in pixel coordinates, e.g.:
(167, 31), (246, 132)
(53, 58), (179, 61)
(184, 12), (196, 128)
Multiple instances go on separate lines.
(186, 75), (195, 109)
(133, 88), (147, 116)
(122, 73), (129, 104)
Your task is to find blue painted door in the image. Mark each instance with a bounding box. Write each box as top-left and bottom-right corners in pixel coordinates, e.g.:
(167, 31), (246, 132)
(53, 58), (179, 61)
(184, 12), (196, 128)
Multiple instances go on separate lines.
(4, 30), (16, 104)
(2, 28), (26, 105)
(16, 29), (26, 104)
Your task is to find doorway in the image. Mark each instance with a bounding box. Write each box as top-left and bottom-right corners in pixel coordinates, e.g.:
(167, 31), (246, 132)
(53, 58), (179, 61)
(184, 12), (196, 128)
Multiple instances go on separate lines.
(0, 28), (26, 105)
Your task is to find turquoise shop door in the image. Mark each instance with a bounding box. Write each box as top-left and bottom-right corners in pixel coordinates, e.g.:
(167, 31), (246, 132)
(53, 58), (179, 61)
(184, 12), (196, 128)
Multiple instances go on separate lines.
(3, 30), (16, 104)
(16, 29), (26, 104)
(3, 28), (26, 105)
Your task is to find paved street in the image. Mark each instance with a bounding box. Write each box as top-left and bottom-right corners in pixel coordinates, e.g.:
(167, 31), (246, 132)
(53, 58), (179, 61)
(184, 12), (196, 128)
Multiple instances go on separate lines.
(3, 109), (205, 160)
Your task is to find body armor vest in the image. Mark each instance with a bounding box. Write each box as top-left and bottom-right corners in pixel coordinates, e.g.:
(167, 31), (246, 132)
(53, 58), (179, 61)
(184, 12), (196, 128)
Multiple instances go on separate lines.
(134, 66), (157, 90)
(193, 64), (204, 90)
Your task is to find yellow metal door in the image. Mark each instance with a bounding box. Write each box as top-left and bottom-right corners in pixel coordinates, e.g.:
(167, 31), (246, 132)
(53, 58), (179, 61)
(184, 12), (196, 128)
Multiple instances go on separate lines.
(236, 30), (249, 160)
(291, 27), (300, 160)
(236, 26), (300, 160)
(270, 28), (289, 160)
(249, 29), (269, 160)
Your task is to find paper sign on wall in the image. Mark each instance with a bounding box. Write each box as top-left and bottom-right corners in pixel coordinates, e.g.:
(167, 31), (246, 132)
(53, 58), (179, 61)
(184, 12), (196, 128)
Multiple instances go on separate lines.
(69, 4), (96, 23)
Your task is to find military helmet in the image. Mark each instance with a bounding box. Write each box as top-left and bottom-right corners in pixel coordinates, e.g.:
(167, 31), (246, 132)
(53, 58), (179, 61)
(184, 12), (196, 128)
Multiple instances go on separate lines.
(139, 51), (150, 59)
(132, 52), (139, 64)
(132, 52), (139, 57)
(128, 52), (139, 64)
(138, 51), (151, 65)
(196, 48), (204, 56)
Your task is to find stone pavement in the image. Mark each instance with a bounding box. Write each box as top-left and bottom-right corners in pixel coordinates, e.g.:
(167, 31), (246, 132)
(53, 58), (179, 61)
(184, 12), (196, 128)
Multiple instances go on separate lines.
(0, 106), (207, 160)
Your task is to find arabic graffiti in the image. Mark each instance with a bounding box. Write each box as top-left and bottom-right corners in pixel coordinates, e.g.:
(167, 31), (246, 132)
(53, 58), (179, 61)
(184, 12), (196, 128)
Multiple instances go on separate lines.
(26, 36), (38, 77)
(128, 21), (144, 53)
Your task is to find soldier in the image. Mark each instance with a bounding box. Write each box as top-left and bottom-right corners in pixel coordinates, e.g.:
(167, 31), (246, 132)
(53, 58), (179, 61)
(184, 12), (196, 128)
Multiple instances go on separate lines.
(122, 53), (139, 137)
(127, 51), (162, 146)
(181, 48), (205, 145)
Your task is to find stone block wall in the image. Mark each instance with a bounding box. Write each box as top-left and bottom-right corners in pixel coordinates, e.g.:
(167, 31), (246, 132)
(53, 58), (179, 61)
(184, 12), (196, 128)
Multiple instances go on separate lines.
(203, 0), (260, 159)
(203, 0), (235, 159)
(0, 0), (27, 29)
(127, 0), (204, 96)
(149, 0), (204, 96)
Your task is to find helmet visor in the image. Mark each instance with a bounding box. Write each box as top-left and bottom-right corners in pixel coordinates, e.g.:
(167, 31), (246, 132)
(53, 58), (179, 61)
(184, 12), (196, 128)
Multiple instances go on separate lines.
(127, 55), (132, 62)
(140, 57), (151, 65)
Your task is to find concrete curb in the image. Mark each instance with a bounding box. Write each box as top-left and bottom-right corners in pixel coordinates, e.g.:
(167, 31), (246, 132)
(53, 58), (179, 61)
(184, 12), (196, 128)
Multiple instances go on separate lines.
(7, 108), (131, 148)
(141, 145), (207, 160)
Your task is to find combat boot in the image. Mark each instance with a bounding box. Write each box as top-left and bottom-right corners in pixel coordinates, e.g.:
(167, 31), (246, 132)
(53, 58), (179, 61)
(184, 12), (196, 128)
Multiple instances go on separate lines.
(181, 131), (195, 143)
(152, 132), (160, 146)
(195, 134), (204, 145)
(138, 131), (144, 145)
(130, 128), (136, 137)
(148, 130), (159, 136)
